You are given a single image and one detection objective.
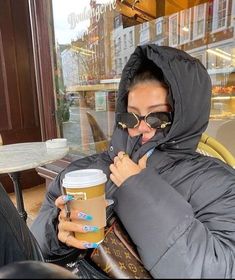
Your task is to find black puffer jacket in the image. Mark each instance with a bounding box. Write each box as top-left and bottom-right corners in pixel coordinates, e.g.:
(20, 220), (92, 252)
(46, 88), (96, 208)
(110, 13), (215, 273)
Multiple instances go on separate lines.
(31, 45), (235, 278)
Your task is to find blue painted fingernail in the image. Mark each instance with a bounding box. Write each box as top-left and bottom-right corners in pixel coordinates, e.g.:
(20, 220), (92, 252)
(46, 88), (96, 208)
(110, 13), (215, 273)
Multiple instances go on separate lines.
(78, 212), (93, 221)
(83, 225), (99, 232)
(62, 195), (74, 202)
(84, 242), (99, 249)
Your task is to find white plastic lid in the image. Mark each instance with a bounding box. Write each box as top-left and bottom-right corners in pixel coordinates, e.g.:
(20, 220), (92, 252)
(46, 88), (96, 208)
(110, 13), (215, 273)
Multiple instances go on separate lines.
(62, 169), (107, 188)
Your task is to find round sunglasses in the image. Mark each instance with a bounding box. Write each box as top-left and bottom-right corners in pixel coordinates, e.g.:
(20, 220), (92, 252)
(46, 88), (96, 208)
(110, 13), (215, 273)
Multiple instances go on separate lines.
(117, 111), (172, 129)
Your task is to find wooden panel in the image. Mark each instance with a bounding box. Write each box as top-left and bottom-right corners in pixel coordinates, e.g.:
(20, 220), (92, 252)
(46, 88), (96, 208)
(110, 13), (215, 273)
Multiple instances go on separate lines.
(29, 0), (58, 140)
(155, 0), (210, 17)
(36, 154), (83, 190)
(0, 0), (41, 144)
(0, 1), (21, 130)
(0, 0), (43, 191)
(0, 30), (9, 130)
(0, 171), (44, 193)
(36, 158), (72, 190)
(119, 0), (210, 25)
(11, 0), (40, 129)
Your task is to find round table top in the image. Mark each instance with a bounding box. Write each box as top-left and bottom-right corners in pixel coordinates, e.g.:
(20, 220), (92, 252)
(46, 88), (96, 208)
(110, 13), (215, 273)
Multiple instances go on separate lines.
(0, 142), (69, 174)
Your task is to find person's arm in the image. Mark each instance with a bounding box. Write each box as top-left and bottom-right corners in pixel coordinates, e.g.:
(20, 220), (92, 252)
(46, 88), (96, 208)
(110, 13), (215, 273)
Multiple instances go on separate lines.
(113, 166), (235, 278)
(30, 152), (111, 259)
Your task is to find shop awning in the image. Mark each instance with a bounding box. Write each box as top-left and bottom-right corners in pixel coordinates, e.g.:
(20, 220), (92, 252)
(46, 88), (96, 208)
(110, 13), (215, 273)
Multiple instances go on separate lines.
(117, 0), (210, 28)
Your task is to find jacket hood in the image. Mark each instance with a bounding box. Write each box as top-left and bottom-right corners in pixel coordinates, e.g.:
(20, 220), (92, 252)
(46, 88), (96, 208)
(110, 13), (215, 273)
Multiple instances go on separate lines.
(110, 45), (212, 158)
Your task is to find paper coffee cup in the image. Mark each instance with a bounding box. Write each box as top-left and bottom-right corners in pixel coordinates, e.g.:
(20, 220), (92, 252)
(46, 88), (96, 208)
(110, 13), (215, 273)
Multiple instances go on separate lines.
(62, 169), (107, 244)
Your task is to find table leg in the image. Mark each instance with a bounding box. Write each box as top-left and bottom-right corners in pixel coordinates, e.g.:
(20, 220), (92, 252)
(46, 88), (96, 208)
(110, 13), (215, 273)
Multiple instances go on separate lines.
(8, 172), (27, 222)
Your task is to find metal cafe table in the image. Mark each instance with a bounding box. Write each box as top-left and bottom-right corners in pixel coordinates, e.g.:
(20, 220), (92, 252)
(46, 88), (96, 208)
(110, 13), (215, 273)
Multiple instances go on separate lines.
(0, 141), (69, 222)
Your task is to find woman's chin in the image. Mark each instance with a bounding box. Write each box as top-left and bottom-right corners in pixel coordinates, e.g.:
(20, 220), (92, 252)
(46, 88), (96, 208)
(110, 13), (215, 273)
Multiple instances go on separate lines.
(141, 137), (154, 145)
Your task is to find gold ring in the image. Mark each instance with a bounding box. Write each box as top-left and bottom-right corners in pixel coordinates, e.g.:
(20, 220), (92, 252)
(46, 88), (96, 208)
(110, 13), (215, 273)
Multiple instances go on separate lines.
(122, 153), (128, 157)
(119, 153), (128, 160)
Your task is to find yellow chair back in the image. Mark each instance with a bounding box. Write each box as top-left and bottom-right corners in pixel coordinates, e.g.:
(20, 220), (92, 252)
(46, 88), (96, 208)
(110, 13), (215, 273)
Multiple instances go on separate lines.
(86, 112), (109, 153)
(197, 133), (235, 168)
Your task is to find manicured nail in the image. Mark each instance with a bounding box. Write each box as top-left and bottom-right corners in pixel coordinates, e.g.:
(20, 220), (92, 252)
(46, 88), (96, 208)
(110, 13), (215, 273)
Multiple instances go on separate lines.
(84, 242), (99, 249)
(106, 199), (114, 207)
(83, 225), (99, 232)
(62, 195), (74, 202)
(78, 212), (93, 221)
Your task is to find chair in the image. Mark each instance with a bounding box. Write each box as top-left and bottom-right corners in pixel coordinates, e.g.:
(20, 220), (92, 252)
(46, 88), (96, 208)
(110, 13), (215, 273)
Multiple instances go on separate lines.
(86, 112), (109, 153)
(197, 133), (235, 168)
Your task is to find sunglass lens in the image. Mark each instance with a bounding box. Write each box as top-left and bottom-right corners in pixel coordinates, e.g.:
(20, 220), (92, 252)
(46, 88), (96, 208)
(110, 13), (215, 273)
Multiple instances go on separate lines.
(146, 112), (171, 128)
(118, 113), (138, 128)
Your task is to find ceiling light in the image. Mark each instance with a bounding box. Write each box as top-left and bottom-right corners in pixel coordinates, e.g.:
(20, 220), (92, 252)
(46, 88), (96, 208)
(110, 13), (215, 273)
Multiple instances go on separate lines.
(206, 49), (232, 61)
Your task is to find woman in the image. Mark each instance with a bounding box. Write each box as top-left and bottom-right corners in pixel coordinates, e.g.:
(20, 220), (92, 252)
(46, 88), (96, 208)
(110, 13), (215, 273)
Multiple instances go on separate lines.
(31, 45), (235, 278)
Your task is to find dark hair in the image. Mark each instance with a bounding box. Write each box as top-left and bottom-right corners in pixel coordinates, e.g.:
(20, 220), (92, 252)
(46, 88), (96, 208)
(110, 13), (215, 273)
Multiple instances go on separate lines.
(129, 60), (168, 91)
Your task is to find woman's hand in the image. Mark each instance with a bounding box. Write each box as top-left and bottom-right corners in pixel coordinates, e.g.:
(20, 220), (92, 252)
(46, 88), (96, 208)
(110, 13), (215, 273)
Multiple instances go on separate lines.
(109, 151), (147, 187)
(55, 196), (113, 249)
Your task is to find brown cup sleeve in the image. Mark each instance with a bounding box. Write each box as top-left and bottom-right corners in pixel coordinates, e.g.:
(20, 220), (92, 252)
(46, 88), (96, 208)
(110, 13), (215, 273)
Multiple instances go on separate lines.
(70, 194), (106, 228)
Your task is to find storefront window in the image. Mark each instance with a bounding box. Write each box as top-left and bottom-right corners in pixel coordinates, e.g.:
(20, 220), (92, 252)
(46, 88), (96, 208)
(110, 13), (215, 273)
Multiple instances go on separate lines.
(51, 0), (235, 157)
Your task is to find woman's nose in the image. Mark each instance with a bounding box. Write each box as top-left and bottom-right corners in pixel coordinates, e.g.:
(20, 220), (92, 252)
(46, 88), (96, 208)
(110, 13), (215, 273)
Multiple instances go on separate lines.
(137, 120), (151, 133)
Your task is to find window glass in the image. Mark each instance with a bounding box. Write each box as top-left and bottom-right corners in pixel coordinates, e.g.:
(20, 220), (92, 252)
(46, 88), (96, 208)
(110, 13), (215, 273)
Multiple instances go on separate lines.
(52, 0), (235, 157)
(193, 4), (206, 39)
(180, 9), (191, 44)
(169, 14), (178, 46)
(156, 19), (163, 36)
(212, 0), (228, 30)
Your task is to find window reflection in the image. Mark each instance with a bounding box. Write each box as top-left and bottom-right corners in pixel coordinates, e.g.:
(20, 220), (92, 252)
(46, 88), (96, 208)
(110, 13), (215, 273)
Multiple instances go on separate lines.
(52, 0), (235, 157)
